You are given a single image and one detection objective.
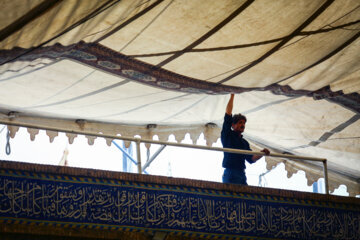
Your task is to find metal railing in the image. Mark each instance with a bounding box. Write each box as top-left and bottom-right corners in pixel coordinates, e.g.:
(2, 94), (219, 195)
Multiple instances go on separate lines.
(127, 136), (329, 194)
(1, 121), (329, 194)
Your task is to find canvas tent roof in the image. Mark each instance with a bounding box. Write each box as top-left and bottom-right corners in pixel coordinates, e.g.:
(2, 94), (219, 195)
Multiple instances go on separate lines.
(0, 0), (359, 196)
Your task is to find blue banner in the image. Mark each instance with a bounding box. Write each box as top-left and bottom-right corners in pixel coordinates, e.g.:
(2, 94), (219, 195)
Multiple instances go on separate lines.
(0, 170), (359, 239)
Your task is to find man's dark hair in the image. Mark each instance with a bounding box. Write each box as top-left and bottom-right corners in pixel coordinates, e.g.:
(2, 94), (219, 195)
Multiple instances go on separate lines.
(232, 113), (247, 124)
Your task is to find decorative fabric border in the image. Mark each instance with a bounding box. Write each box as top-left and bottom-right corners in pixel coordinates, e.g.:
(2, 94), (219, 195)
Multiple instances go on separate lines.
(0, 168), (359, 240)
(0, 42), (359, 114)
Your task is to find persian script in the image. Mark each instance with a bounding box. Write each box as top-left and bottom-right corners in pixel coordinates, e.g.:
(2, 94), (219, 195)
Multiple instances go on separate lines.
(0, 174), (359, 240)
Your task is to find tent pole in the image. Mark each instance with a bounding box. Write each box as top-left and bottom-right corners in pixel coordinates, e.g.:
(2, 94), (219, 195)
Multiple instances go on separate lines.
(323, 160), (329, 194)
(1, 121), (328, 172)
(136, 139), (142, 174)
(0, 121), (326, 162)
(142, 145), (166, 172)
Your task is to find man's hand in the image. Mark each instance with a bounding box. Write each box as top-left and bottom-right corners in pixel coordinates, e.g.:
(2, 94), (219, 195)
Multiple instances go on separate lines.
(261, 148), (270, 155)
(252, 148), (270, 162)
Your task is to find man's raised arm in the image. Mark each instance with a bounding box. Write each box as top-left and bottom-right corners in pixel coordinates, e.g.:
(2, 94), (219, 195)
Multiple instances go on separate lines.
(226, 94), (234, 115)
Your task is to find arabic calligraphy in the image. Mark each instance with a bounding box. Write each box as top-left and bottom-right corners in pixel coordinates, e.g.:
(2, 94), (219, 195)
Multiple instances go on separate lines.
(0, 175), (359, 240)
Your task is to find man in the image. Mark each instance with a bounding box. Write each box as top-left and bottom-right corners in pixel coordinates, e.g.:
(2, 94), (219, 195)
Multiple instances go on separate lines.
(221, 94), (270, 185)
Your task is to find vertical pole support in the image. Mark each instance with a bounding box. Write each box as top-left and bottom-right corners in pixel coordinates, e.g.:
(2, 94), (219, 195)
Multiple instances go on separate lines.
(323, 159), (329, 194)
(136, 139), (142, 174)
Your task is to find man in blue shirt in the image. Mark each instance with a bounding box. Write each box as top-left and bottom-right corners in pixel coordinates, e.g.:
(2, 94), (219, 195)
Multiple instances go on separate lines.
(221, 94), (270, 185)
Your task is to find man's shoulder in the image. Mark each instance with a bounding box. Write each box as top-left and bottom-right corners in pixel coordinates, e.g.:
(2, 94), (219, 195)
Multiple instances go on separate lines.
(224, 113), (232, 122)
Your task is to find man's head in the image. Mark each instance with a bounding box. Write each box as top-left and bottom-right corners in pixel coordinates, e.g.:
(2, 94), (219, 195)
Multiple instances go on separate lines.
(232, 114), (247, 134)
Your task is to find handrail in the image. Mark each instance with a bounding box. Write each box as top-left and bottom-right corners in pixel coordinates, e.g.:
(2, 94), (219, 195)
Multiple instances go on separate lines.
(1, 121), (329, 194)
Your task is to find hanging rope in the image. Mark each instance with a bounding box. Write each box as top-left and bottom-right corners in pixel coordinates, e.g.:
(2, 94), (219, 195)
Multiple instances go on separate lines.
(258, 164), (279, 187)
(5, 129), (11, 155)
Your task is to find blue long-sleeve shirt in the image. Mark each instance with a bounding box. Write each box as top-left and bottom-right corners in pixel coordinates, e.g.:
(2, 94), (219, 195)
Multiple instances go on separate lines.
(221, 113), (254, 170)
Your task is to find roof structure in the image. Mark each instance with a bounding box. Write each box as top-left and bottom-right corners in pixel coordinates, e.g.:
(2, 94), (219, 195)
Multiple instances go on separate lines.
(0, 0), (359, 195)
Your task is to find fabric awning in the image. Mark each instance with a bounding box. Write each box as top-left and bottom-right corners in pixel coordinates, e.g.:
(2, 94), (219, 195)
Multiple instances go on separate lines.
(0, 0), (359, 195)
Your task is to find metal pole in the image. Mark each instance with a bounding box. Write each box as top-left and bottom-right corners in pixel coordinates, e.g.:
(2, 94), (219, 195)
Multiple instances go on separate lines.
(112, 141), (137, 166)
(323, 160), (329, 194)
(142, 145), (166, 171)
(2, 121), (327, 168)
(136, 139), (142, 174)
(112, 140), (149, 174)
(1, 120), (327, 162)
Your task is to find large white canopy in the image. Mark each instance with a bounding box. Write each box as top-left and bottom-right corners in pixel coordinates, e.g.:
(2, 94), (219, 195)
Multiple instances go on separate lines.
(0, 0), (359, 195)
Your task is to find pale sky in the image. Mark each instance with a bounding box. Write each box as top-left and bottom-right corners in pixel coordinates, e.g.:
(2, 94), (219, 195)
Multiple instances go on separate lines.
(0, 125), (349, 196)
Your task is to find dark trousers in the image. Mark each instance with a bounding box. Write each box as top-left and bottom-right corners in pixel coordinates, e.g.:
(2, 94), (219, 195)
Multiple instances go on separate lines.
(222, 168), (247, 185)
